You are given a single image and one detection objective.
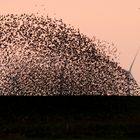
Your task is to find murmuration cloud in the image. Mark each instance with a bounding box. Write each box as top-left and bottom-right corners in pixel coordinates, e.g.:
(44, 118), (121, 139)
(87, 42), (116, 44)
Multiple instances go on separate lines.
(0, 14), (139, 96)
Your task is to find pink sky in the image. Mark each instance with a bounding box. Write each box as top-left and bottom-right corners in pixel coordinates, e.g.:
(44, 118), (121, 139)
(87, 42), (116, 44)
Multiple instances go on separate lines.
(0, 0), (140, 85)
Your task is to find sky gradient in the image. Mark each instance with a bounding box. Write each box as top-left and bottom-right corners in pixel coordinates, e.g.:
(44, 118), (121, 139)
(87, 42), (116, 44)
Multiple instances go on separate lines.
(0, 0), (140, 85)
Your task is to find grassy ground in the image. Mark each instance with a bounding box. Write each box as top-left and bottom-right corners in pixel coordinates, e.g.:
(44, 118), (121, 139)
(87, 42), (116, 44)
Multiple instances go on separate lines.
(0, 97), (140, 139)
(1, 138), (139, 140)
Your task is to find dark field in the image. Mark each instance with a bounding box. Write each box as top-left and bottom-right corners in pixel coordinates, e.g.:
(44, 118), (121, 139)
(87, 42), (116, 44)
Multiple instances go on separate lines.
(0, 97), (140, 139)
(0, 138), (139, 140)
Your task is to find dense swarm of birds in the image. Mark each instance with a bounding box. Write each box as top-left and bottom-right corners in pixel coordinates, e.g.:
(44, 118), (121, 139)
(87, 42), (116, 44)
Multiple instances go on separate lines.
(0, 14), (140, 96)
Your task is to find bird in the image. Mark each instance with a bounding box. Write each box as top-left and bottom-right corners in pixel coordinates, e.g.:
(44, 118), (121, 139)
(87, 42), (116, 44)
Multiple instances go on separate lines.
(127, 47), (140, 96)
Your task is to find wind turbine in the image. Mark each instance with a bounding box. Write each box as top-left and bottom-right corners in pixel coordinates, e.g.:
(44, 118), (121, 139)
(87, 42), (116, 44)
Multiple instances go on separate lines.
(127, 47), (140, 96)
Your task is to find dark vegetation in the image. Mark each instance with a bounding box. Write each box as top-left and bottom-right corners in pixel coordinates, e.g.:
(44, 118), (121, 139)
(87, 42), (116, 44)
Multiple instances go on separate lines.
(0, 14), (139, 95)
(0, 98), (140, 139)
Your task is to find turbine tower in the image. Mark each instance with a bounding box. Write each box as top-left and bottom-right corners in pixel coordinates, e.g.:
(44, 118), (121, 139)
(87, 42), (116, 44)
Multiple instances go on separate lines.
(127, 47), (140, 96)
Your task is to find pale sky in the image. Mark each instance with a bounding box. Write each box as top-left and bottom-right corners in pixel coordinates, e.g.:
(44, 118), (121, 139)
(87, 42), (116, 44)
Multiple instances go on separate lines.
(0, 0), (140, 85)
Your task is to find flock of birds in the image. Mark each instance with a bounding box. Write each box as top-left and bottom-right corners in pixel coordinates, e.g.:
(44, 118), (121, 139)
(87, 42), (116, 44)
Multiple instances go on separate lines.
(0, 13), (139, 96)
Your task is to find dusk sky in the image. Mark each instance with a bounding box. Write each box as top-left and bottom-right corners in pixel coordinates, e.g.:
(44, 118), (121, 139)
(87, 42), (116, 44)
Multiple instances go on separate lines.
(0, 0), (140, 85)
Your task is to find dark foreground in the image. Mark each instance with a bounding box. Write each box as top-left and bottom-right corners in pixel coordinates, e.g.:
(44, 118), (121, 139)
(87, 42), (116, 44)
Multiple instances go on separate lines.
(0, 97), (140, 139)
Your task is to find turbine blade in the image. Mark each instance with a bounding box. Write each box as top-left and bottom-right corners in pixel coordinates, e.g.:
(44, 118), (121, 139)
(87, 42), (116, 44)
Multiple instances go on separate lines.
(127, 47), (140, 95)
(129, 47), (140, 72)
